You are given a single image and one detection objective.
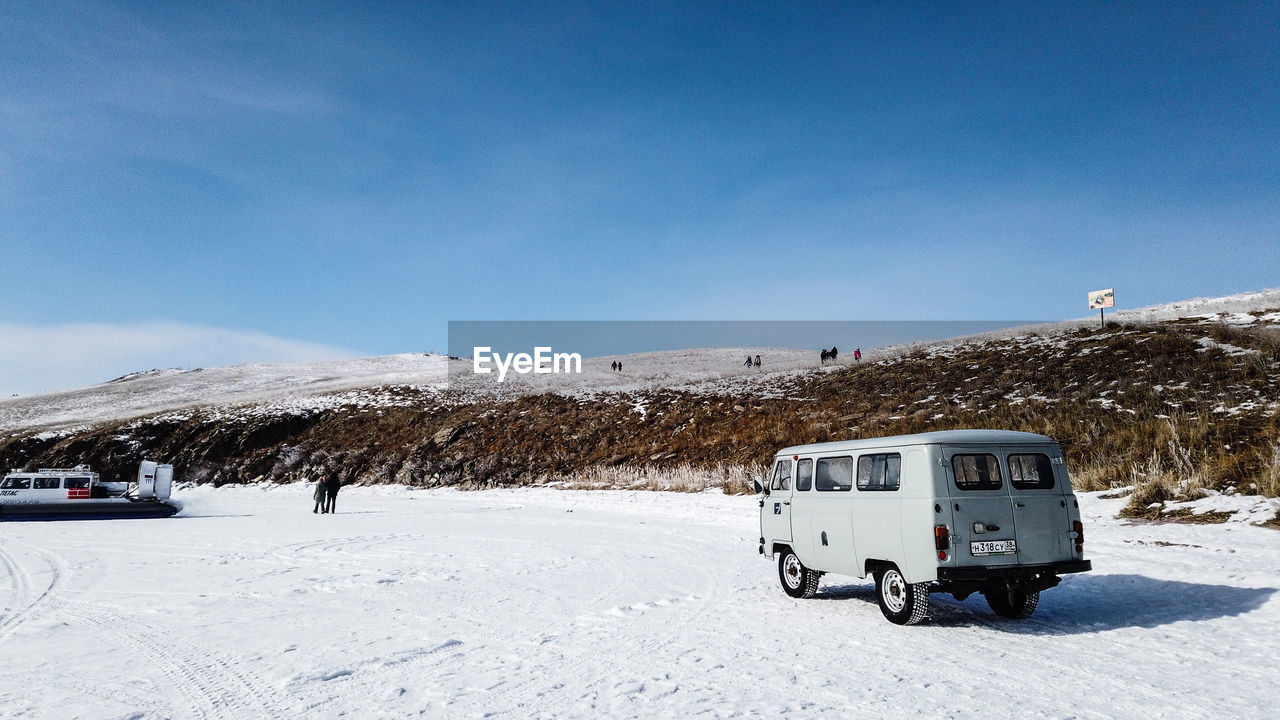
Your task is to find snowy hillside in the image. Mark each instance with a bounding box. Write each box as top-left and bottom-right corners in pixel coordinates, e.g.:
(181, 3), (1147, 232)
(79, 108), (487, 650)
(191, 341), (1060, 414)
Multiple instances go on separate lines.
(0, 347), (835, 435)
(0, 484), (1276, 718)
(0, 354), (449, 435)
(3, 288), (1278, 436)
(872, 287), (1280, 356)
(1, 287), (1277, 525)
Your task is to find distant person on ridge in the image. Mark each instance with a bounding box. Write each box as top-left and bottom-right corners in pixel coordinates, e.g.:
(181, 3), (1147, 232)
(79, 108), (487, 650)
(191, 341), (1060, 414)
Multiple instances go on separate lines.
(744, 355), (753, 367)
(313, 477), (328, 514)
(854, 347), (862, 362)
(754, 355), (761, 367)
(325, 472), (341, 514)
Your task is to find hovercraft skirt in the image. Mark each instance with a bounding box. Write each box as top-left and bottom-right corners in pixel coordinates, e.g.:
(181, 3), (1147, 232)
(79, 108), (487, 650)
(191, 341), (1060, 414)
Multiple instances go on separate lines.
(0, 501), (179, 522)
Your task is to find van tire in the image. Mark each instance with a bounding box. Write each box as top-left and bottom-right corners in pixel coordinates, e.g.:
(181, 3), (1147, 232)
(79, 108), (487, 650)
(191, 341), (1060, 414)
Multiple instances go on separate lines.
(778, 549), (819, 599)
(985, 587), (1040, 619)
(874, 565), (929, 625)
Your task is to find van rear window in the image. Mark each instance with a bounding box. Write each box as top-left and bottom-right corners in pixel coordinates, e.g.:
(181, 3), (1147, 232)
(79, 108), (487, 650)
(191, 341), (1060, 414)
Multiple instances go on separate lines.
(857, 453), (901, 491)
(1008, 454), (1055, 490)
(64, 478), (91, 489)
(951, 454), (1002, 491)
(33, 477), (61, 489)
(815, 456), (853, 491)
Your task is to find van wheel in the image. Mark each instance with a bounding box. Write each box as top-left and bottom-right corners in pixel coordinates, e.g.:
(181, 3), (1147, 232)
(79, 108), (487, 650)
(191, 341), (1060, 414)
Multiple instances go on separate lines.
(985, 587), (1040, 619)
(778, 549), (819, 599)
(874, 565), (929, 625)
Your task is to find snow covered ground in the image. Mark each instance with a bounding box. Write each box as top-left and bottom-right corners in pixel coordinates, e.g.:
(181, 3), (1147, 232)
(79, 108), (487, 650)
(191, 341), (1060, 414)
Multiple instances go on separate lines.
(1, 485), (1276, 719)
(1110, 287), (1280, 325)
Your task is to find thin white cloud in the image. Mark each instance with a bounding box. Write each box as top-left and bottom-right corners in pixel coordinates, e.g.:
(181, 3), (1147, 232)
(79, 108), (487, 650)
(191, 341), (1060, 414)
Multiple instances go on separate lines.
(0, 321), (360, 397)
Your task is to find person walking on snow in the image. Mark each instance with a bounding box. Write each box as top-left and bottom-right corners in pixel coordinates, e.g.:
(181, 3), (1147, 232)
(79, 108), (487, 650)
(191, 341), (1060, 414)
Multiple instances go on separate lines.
(313, 477), (328, 514)
(325, 472), (341, 514)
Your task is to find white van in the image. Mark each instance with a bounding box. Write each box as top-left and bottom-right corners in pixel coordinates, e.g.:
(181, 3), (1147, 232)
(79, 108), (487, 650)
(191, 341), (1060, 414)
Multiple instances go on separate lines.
(756, 430), (1091, 624)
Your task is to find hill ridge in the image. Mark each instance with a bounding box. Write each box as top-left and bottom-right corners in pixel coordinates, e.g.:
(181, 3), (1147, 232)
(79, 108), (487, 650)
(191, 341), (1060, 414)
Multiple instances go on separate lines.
(2, 290), (1278, 525)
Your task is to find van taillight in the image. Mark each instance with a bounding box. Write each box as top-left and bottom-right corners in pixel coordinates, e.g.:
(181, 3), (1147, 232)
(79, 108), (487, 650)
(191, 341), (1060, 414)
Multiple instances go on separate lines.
(934, 525), (949, 560)
(1073, 520), (1084, 554)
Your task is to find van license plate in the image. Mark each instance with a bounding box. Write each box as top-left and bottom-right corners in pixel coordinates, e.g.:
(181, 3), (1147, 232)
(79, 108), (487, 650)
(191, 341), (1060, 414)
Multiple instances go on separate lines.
(971, 540), (1016, 556)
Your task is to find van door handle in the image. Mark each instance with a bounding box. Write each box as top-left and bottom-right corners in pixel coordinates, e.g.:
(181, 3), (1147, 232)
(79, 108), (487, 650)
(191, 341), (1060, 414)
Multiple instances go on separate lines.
(1015, 502), (1026, 507)
(783, 501), (791, 506)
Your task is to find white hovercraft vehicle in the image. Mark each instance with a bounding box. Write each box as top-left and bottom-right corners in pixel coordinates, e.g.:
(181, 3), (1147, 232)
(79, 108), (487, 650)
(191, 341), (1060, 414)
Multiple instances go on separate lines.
(0, 460), (179, 521)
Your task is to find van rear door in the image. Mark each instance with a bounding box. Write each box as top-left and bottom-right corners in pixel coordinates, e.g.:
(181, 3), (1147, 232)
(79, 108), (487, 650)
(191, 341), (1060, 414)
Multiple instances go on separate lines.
(944, 450), (1018, 567)
(1004, 448), (1073, 564)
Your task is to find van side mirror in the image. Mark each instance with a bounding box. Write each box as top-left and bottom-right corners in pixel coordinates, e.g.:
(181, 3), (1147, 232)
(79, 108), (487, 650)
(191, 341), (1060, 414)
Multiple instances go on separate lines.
(753, 476), (768, 495)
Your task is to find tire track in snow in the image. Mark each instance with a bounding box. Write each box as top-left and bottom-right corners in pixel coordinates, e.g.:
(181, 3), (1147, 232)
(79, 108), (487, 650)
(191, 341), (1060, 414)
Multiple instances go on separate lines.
(273, 529), (592, 715)
(0, 539), (68, 644)
(570, 526), (736, 711)
(0, 542), (32, 638)
(56, 598), (284, 720)
(442, 527), (729, 718)
(555, 533), (731, 713)
(265, 532), (419, 565)
(273, 528), (615, 717)
(28, 673), (171, 719)
(56, 602), (217, 720)
(418, 527), (635, 718)
(0, 543), (172, 716)
(288, 638), (466, 716)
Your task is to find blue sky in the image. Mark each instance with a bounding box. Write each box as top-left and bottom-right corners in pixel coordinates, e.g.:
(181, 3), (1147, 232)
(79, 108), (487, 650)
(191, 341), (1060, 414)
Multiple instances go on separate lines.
(1, 2), (1277, 393)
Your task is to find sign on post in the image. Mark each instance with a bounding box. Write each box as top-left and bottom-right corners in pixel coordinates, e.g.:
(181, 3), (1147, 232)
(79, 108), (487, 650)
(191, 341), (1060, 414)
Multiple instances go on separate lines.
(1089, 288), (1114, 328)
(1088, 289), (1114, 309)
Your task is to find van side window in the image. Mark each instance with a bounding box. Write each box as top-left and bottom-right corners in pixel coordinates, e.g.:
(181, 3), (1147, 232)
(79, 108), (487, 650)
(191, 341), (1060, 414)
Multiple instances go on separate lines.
(951, 454), (1002, 490)
(796, 458), (813, 491)
(770, 459), (792, 491)
(2, 477), (32, 489)
(815, 456), (853, 491)
(1008, 454), (1055, 490)
(64, 478), (91, 489)
(857, 453), (902, 491)
(33, 477), (61, 489)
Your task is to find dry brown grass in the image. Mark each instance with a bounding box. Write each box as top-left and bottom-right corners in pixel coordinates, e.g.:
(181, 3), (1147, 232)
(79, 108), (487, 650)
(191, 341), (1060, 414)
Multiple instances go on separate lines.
(1260, 443), (1280, 498)
(551, 462), (760, 494)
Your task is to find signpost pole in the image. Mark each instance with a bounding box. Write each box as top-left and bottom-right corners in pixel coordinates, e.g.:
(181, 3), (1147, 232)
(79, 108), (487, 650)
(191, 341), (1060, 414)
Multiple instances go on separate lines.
(1100, 308), (1105, 329)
